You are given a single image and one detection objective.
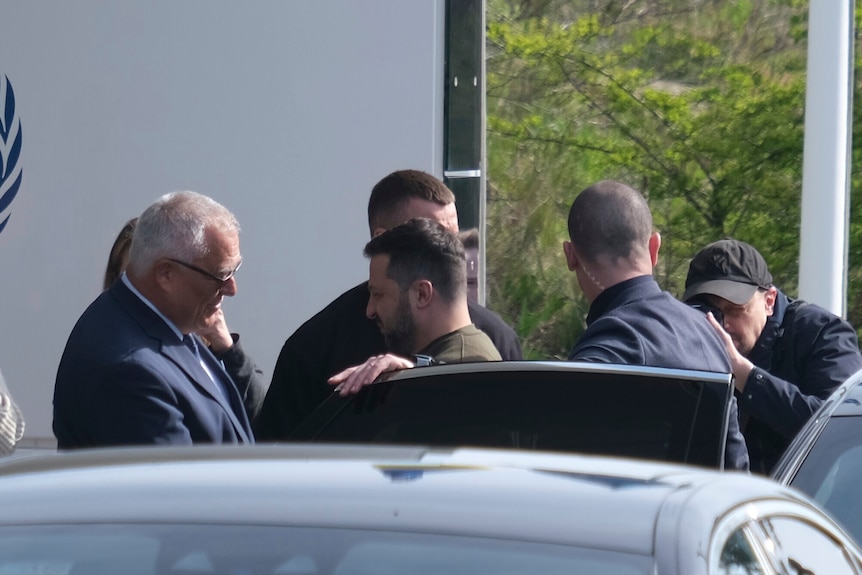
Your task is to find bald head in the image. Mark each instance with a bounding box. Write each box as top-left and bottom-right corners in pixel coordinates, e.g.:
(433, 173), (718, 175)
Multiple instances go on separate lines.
(567, 180), (653, 266)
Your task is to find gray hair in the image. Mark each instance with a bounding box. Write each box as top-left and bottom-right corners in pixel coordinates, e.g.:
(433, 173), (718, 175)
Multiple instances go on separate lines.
(127, 191), (240, 274)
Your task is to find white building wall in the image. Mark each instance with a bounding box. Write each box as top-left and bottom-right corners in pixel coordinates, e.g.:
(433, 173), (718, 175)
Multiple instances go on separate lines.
(0, 0), (446, 443)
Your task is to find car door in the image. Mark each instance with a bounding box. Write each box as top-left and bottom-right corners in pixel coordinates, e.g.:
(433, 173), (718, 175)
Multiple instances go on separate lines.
(291, 362), (735, 469)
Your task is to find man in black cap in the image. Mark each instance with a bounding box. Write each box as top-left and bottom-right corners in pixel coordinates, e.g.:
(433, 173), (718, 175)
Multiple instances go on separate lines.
(684, 238), (862, 474)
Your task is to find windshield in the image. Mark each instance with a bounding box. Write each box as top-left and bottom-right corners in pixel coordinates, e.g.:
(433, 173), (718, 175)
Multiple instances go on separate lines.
(0, 524), (651, 575)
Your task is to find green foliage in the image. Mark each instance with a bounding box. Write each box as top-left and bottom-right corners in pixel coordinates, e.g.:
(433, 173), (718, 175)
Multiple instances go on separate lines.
(485, 0), (815, 357)
(845, 9), (862, 333)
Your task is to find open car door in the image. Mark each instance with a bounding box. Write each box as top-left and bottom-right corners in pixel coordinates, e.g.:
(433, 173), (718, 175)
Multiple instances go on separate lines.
(290, 362), (734, 469)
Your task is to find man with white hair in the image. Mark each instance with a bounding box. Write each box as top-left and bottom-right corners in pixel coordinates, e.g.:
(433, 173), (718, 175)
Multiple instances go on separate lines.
(53, 191), (253, 448)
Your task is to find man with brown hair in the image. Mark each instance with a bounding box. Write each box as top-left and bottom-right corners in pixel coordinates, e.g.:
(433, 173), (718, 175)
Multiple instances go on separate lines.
(329, 218), (500, 394)
(255, 170), (521, 440)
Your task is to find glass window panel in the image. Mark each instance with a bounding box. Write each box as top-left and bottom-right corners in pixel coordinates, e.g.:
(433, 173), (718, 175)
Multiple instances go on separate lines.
(296, 369), (731, 468)
(789, 418), (862, 544)
(0, 524), (652, 575)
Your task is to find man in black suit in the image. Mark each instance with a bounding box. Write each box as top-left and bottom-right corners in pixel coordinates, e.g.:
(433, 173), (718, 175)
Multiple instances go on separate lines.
(53, 191), (253, 448)
(255, 170), (522, 440)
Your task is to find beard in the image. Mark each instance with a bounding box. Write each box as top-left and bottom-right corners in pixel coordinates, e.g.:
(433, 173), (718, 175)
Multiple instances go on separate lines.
(381, 296), (416, 357)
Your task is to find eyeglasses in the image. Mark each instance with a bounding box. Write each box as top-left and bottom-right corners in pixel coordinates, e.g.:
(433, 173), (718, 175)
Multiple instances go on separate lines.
(168, 258), (242, 291)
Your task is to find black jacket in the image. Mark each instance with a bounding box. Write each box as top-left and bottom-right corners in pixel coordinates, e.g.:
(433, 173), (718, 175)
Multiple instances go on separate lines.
(568, 275), (749, 470)
(741, 289), (862, 474)
(215, 335), (266, 422)
(255, 282), (522, 440)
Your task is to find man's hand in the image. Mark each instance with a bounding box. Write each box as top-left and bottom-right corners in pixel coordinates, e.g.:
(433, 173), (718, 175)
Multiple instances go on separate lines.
(706, 312), (754, 392)
(328, 354), (415, 396)
(195, 309), (234, 354)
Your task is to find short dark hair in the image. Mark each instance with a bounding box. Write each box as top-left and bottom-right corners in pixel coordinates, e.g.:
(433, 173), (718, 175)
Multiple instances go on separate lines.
(567, 180), (652, 264)
(367, 170), (456, 234)
(364, 217), (466, 303)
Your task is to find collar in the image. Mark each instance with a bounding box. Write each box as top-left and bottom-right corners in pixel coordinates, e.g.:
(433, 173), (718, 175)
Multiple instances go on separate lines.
(121, 272), (184, 342)
(747, 289), (790, 366)
(586, 275), (658, 325)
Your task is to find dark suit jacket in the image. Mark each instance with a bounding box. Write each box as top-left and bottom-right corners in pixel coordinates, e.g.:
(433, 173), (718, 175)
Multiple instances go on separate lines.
(53, 281), (253, 448)
(568, 275), (749, 471)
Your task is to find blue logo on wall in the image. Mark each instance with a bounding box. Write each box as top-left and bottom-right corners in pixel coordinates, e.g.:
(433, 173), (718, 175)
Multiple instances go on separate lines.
(0, 75), (23, 235)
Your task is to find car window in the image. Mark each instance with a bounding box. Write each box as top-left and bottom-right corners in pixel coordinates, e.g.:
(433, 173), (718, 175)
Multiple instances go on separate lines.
(0, 532), (159, 575)
(717, 528), (767, 575)
(293, 368), (731, 468)
(788, 417), (862, 544)
(761, 517), (858, 574)
(331, 541), (646, 575)
(812, 445), (862, 543)
(0, 524), (653, 575)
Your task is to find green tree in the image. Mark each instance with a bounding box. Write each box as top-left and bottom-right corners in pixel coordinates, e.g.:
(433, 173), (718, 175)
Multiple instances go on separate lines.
(845, 7), (862, 333)
(485, 0), (813, 358)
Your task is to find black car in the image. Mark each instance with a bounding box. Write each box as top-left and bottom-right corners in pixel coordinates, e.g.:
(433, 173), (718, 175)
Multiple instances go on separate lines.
(772, 367), (862, 544)
(291, 361), (736, 469)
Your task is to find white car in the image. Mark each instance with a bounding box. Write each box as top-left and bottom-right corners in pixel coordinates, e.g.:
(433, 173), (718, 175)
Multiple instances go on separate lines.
(0, 444), (860, 575)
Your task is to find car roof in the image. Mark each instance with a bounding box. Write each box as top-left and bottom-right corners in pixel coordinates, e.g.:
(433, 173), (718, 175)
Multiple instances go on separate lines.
(293, 361), (735, 468)
(0, 445), (803, 557)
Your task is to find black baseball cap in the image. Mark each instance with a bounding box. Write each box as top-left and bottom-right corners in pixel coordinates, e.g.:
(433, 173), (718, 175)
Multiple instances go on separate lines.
(683, 239), (773, 305)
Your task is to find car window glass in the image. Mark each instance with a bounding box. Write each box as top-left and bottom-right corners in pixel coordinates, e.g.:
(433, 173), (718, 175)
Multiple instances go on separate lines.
(0, 524), (653, 575)
(762, 517), (857, 575)
(789, 418), (862, 544)
(813, 445), (862, 542)
(0, 533), (159, 575)
(717, 528), (766, 575)
(294, 369), (730, 468)
(331, 541), (646, 575)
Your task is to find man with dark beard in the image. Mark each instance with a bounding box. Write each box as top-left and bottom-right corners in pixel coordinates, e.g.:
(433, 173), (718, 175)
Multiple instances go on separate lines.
(255, 170), (520, 440)
(328, 218), (501, 395)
